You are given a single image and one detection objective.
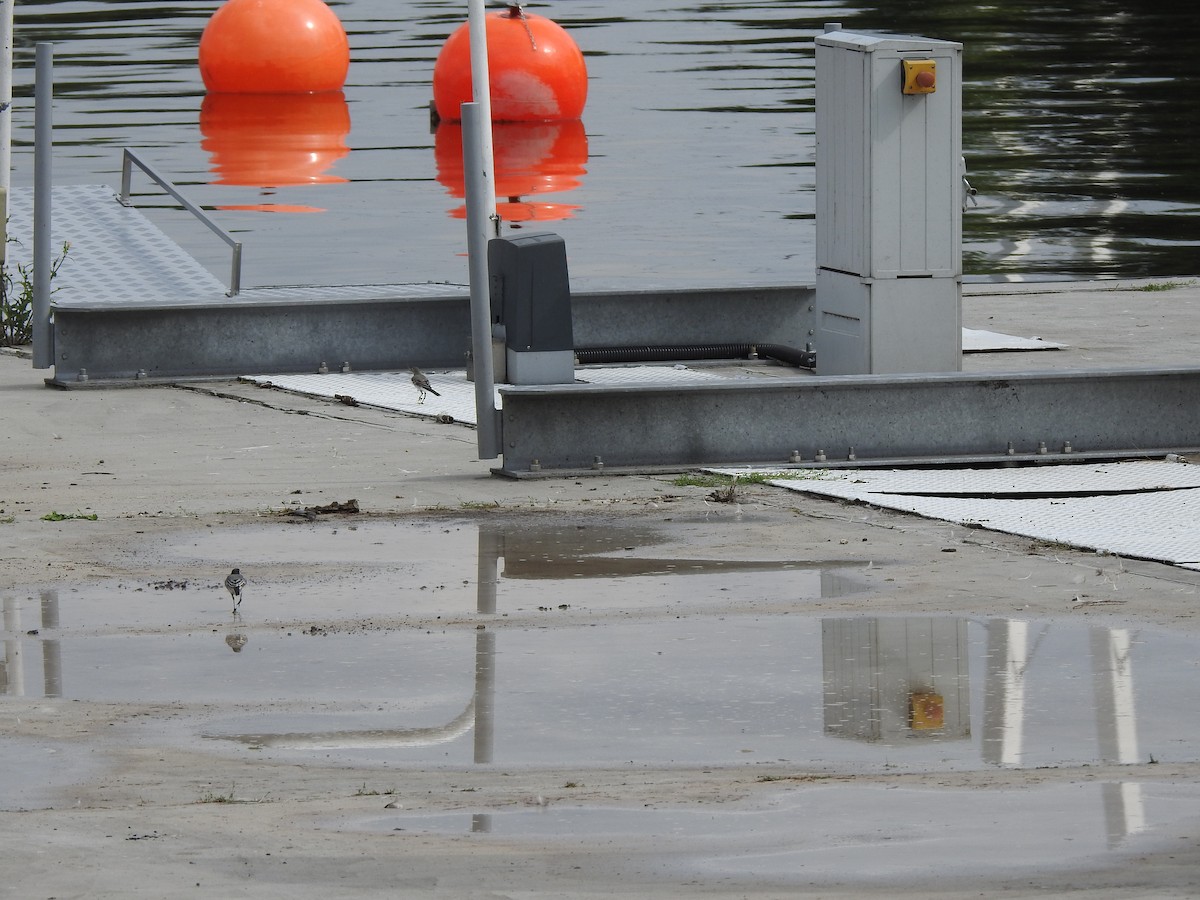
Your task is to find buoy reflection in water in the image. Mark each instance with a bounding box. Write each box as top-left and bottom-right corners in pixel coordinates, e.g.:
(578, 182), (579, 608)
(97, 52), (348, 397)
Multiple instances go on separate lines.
(435, 119), (587, 223)
(201, 91), (351, 213)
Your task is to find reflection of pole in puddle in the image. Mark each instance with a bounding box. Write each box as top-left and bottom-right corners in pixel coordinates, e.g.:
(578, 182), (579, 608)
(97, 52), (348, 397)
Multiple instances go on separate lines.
(40, 591), (62, 698)
(2, 596), (23, 696)
(474, 628), (496, 764)
(2, 593), (64, 697)
(821, 617), (969, 744)
(477, 526), (501, 615)
(1090, 627), (1140, 763)
(1091, 626), (1145, 844)
(983, 618), (1030, 767)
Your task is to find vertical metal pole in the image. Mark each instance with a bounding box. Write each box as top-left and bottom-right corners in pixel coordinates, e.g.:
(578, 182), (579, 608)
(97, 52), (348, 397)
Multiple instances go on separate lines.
(466, 0), (497, 224)
(463, 102), (500, 459)
(31, 43), (53, 369)
(1, 0), (13, 202)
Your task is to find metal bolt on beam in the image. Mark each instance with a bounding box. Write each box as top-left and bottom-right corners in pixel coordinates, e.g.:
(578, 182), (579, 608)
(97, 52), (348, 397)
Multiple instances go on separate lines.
(1037, 441), (1048, 455)
(847, 447), (857, 461)
(789, 450), (803, 463)
(76, 369), (87, 383)
(1006, 441), (1016, 456)
(341, 361), (351, 373)
(815, 450), (827, 462)
(591, 455), (604, 470)
(136, 369), (146, 379)
(1062, 441), (1074, 453)
(318, 361), (328, 374)
(529, 459), (541, 472)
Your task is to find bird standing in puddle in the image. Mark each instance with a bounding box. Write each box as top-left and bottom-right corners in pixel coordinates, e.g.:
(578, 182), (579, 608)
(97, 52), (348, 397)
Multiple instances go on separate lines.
(410, 367), (440, 404)
(225, 568), (247, 615)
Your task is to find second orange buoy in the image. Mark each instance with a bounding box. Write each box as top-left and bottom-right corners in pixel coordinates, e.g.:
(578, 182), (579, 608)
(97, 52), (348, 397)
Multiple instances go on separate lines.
(432, 6), (588, 123)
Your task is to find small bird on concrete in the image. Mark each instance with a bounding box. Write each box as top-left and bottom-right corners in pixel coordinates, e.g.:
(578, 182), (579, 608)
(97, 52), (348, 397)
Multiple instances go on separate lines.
(225, 568), (247, 614)
(410, 367), (440, 403)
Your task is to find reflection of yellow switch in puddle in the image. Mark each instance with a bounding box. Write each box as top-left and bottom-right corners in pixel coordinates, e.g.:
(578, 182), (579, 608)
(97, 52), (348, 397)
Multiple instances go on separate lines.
(910, 692), (944, 730)
(902, 59), (937, 94)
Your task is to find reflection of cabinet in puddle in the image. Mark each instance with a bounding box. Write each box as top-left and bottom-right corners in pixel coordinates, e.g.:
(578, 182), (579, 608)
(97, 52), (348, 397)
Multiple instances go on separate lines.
(822, 617), (969, 744)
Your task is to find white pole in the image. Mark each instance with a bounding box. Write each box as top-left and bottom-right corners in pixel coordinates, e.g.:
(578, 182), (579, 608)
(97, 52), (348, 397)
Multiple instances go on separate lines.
(463, 102), (500, 459)
(466, 0), (497, 225)
(463, 0), (500, 459)
(1, 0), (14, 247)
(31, 42), (50, 369)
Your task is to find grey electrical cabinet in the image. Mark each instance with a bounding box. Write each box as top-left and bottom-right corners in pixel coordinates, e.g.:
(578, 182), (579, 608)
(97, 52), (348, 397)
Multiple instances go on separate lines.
(814, 29), (963, 375)
(488, 233), (575, 385)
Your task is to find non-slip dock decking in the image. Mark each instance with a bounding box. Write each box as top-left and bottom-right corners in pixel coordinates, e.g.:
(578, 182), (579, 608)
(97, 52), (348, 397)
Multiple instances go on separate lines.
(7, 185), (812, 385)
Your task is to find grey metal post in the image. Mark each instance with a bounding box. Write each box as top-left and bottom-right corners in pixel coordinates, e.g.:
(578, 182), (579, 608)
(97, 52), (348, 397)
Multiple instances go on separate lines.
(31, 43), (53, 369)
(466, 0), (497, 219)
(462, 101), (501, 458)
(1, 0), (13, 203)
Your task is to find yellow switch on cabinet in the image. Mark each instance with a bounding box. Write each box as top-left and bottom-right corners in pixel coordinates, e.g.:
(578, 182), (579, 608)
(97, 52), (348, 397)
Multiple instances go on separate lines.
(902, 59), (937, 94)
(910, 692), (945, 730)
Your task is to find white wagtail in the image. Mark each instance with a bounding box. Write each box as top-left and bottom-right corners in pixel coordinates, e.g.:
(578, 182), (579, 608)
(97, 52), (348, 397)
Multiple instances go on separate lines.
(410, 367), (440, 403)
(225, 568), (247, 614)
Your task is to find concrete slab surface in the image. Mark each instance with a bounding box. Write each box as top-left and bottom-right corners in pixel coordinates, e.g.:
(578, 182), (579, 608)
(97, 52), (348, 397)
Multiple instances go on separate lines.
(2, 277), (1200, 898)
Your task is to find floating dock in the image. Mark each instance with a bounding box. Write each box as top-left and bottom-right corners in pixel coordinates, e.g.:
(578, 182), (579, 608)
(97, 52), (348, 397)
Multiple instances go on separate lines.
(7, 184), (1200, 479)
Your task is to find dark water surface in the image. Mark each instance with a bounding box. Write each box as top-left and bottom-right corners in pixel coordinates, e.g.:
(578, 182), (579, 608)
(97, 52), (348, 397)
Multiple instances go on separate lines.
(7, 0), (1198, 287)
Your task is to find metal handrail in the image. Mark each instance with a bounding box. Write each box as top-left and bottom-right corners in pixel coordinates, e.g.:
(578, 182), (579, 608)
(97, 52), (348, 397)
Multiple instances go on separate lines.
(118, 148), (242, 295)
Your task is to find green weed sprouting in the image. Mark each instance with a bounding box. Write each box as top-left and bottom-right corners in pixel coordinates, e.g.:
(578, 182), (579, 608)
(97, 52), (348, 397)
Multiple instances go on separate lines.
(2, 224), (71, 346)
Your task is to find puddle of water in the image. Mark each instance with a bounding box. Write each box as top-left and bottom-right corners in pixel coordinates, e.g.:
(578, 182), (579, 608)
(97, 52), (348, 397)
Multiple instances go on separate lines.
(4, 520), (1199, 788)
(2, 519), (865, 629)
(338, 783), (1200, 878)
(5, 613), (1199, 773)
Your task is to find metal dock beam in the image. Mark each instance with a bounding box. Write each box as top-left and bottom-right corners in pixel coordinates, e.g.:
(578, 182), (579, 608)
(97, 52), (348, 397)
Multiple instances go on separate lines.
(48, 282), (811, 384)
(497, 367), (1200, 475)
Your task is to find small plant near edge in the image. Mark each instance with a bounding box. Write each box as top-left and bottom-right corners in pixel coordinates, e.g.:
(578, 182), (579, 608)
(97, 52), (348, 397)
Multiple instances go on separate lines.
(2, 222), (71, 347)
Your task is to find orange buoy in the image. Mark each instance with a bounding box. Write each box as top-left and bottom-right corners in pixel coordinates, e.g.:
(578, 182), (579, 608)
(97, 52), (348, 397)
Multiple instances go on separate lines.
(432, 7), (587, 123)
(200, 91), (350, 187)
(435, 119), (588, 222)
(199, 0), (350, 94)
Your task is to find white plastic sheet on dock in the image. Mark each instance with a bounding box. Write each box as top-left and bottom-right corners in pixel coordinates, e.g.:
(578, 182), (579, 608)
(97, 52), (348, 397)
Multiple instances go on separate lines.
(710, 461), (1200, 570)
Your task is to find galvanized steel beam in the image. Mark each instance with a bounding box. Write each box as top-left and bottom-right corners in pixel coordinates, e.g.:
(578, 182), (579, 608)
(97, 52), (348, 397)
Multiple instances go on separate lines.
(48, 283), (814, 385)
(497, 367), (1200, 475)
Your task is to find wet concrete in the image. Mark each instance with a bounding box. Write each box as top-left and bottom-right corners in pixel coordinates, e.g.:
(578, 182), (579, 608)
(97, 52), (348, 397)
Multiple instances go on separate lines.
(3, 336), (1200, 897)
(337, 781), (1200, 879)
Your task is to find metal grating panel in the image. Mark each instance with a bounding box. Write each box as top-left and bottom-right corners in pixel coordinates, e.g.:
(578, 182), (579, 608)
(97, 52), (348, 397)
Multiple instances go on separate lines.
(8, 185), (227, 306)
(9, 185), (471, 310)
(711, 462), (1200, 567)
